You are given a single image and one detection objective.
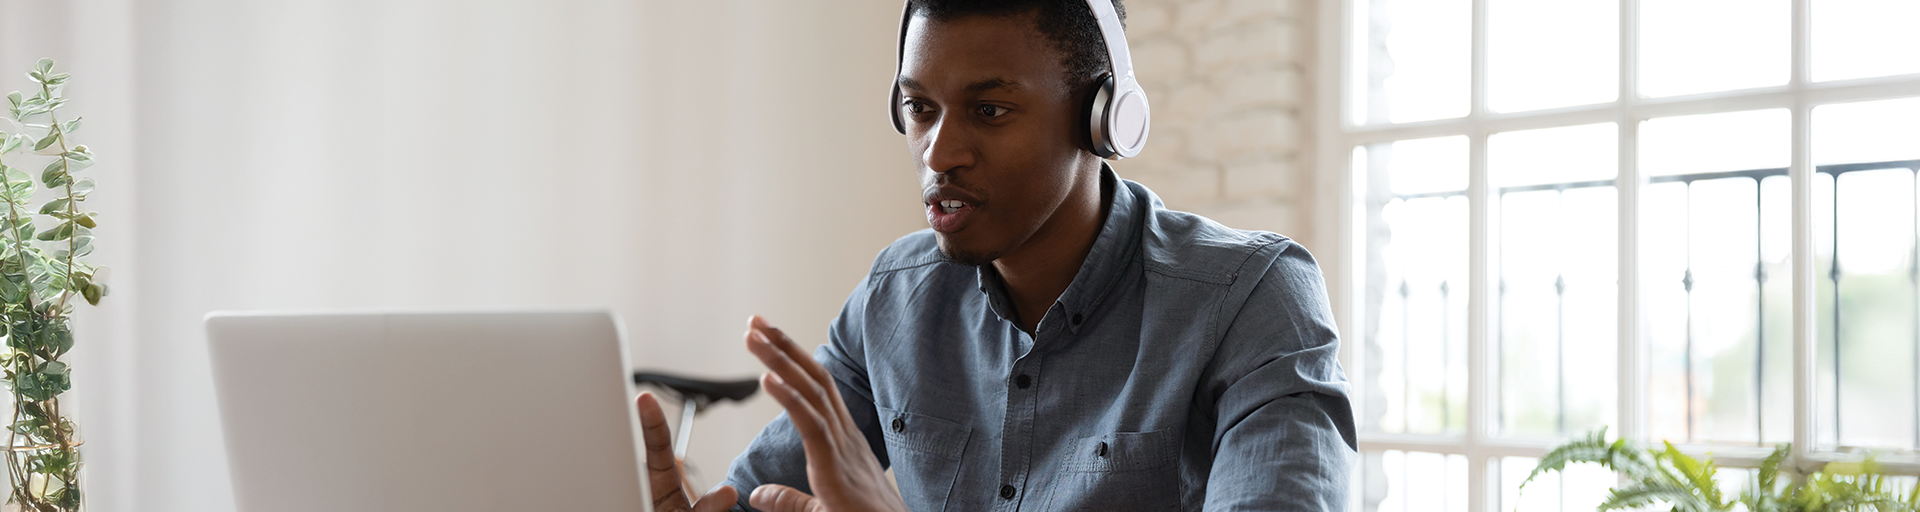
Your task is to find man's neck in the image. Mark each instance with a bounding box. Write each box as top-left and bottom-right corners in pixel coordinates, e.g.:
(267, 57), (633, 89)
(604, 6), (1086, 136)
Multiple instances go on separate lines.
(992, 169), (1111, 334)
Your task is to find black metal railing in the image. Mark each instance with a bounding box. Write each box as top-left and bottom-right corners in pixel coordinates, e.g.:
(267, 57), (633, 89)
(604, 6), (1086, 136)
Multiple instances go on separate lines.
(1378, 158), (1920, 448)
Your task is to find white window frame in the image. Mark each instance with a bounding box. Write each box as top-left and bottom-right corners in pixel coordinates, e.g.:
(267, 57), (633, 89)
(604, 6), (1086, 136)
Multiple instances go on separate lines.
(1313, 0), (1920, 510)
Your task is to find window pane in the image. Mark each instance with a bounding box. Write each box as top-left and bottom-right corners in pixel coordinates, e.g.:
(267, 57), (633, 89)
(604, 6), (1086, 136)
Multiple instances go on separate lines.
(1639, 110), (1794, 446)
(1389, 136), (1471, 195)
(1359, 451), (1469, 512)
(1487, 0), (1619, 113)
(1647, 179), (1775, 445)
(1813, 0), (1920, 82)
(1491, 124), (1618, 439)
(1822, 168), (1919, 452)
(1499, 456), (1615, 512)
(1812, 98), (1920, 453)
(1814, 172), (1838, 450)
(1639, 0), (1789, 98)
(1491, 123), (1617, 187)
(1350, 0), (1472, 125)
(1761, 176), (1796, 444)
(1813, 97), (1920, 166)
(1358, 137), (1470, 435)
(1641, 110), (1790, 177)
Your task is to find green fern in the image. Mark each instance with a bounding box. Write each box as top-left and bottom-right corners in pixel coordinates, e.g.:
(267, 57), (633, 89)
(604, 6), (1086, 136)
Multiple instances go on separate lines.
(1664, 441), (1727, 508)
(1528, 430), (1917, 512)
(1742, 445), (1790, 512)
(1598, 481), (1717, 511)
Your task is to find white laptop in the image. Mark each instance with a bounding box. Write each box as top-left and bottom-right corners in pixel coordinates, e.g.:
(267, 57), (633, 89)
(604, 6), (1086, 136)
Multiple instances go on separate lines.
(206, 309), (654, 512)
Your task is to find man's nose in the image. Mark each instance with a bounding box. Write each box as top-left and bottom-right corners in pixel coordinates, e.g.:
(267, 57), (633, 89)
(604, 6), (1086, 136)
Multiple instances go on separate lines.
(921, 116), (975, 174)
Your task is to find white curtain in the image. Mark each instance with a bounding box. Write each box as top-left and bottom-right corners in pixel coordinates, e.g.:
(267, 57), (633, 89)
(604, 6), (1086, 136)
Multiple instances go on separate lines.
(0, 1), (917, 510)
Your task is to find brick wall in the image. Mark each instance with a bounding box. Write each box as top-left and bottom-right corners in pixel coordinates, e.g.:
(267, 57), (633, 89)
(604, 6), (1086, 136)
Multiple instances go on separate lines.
(1118, 0), (1318, 250)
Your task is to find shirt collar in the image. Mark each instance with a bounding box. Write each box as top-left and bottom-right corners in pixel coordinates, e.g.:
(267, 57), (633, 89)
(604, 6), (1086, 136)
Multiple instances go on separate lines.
(976, 163), (1141, 334)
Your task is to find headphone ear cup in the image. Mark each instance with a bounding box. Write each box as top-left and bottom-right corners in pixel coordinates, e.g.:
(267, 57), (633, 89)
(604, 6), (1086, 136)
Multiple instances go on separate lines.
(1087, 74), (1118, 159)
(890, 84), (906, 135)
(1104, 77), (1150, 159)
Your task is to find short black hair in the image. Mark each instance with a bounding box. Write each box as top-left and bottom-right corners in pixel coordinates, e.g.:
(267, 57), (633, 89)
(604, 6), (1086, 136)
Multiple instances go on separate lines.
(908, 0), (1127, 92)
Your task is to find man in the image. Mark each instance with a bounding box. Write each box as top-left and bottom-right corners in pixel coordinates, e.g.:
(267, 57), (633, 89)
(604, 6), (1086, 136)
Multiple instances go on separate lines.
(636, 1), (1355, 510)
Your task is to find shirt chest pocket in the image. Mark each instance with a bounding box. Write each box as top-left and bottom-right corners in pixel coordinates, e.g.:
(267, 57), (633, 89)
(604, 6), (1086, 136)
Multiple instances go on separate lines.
(1044, 428), (1183, 512)
(876, 405), (972, 512)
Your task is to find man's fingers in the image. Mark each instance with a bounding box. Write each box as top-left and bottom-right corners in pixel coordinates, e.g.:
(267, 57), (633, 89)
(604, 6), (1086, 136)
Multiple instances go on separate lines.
(635, 393), (690, 509)
(691, 485), (739, 512)
(752, 317), (838, 397)
(760, 372), (836, 454)
(747, 315), (866, 442)
(749, 484), (824, 512)
(762, 371), (856, 478)
(636, 393), (680, 471)
(743, 316), (841, 442)
(746, 329), (837, 426)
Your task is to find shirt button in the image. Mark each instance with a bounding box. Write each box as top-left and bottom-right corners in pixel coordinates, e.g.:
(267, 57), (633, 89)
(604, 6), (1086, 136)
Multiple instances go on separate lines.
(891, 417), (905, 432)
(999, 484), (1016, 500)
(1096, 441), (1109, 457)
(1015, 374), (1031, 389)
(1071, 313), (1084, 325)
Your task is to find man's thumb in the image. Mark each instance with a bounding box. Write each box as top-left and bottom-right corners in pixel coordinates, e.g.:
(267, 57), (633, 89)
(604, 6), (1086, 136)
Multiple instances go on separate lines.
(749, 484), (822, 512)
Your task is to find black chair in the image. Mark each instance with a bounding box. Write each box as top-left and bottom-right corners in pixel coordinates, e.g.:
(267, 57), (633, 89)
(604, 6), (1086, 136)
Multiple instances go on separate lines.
(632, 372), (760, 460)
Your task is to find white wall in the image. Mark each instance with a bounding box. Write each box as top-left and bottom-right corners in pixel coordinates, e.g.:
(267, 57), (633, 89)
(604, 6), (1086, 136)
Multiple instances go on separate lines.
(0, 0), (1316, 510)
(6, 1), (916, 510)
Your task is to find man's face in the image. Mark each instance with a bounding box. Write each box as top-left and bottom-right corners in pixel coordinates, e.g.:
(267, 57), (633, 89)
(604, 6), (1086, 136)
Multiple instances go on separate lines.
(898, 13), (1093, 266)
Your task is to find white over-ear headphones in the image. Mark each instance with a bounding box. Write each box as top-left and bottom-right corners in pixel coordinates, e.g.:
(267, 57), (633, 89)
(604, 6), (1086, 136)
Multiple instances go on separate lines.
(888, 0), (1151, 159)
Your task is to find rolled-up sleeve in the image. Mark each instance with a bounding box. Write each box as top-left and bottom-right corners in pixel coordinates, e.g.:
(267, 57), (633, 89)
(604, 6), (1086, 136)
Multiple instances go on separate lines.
(1203, 243), (1357, 511)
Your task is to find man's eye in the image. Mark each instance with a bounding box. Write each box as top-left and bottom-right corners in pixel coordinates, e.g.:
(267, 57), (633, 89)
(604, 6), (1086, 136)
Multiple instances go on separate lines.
(976, 105), (1009, 118)
(903, 100), (930, 116)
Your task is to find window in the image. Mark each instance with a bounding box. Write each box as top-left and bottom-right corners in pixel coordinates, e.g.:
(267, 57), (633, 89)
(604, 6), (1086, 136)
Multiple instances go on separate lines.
(1316, 0), (1920, 511)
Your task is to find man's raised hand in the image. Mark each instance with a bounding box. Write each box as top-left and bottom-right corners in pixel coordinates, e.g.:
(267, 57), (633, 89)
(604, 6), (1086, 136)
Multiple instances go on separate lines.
(743, 316), (908, 512)
(635, 392), (739, 512)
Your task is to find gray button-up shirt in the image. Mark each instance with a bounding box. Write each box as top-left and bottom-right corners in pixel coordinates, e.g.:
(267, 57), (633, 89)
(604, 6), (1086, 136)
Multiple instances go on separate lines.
(723, 169), (1356, 511)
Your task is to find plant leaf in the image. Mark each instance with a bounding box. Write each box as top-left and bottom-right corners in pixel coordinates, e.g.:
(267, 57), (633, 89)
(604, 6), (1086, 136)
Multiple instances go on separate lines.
(0, 276), (21, 304)
(39, 159), (65, 187)
(48, 327), (70, 356)
(1599, 481), (1715, 512)
(3, 165), (28, 185)
(1665, 442), (1724, 506)
(31, 131), (58, 152)
(69, 178), (93, 200)
(36, 199), (68, 216)
(33, 221), (70, 242)
(1525, 428), (1614, 489)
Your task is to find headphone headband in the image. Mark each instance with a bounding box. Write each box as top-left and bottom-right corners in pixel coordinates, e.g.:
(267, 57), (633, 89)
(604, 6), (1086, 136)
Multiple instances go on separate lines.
(1084, 0), (1135, 86)
(889, 0), (1151, 159)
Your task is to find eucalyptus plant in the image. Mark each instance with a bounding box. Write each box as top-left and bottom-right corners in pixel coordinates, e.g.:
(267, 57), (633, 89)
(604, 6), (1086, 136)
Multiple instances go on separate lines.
(0, 58), (107, 512)
(1524, 428), (1920, 512)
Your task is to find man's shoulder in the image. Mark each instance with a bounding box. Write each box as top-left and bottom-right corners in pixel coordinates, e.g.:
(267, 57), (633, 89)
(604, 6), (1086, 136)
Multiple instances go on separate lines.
(1127, 180), (1300, 286)
(867, 229), (950, 275)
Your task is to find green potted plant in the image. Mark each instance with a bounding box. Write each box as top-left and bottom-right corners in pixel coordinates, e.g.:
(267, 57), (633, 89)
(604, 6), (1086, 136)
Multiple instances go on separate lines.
(1526, 428), (1919, 511)
(0, 58), (107, 512)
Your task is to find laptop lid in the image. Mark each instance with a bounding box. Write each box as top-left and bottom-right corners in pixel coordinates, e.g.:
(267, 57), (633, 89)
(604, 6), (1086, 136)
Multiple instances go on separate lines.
(206, 309), (652, 512)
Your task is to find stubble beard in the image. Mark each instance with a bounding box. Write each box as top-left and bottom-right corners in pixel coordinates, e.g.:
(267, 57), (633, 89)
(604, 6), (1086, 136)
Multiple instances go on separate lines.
(936, 235), (998, 267)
